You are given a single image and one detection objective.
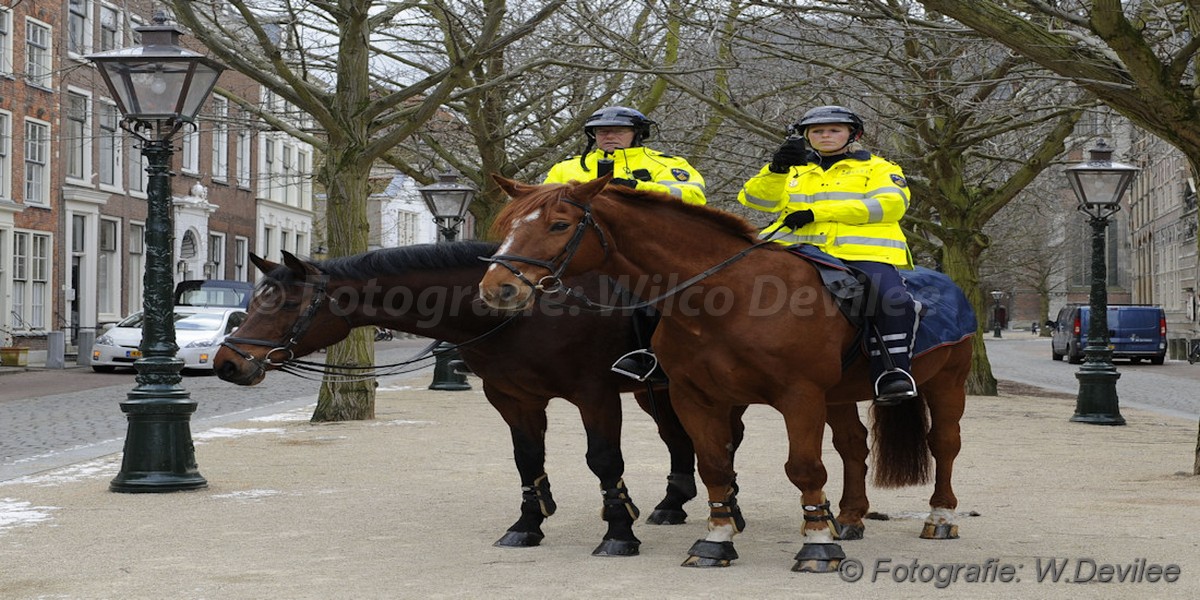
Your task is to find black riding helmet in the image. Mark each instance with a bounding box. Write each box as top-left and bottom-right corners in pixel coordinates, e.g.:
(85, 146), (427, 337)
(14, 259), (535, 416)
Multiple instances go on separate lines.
(579, 106), (656, 171)
(794, 105), (864, 143)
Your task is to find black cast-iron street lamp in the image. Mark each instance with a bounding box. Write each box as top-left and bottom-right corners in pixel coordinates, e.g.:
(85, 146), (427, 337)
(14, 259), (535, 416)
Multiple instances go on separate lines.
(990, 290), (1004, 338)
(1065, 141), (1139, 426)
(417, 171), (476, 391)
(88, 14), (225, 491)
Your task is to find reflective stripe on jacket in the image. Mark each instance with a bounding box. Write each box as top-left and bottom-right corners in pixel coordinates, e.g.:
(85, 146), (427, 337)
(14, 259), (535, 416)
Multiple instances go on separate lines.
(737, 152), (912, 267)
(544, 146), (706, 205)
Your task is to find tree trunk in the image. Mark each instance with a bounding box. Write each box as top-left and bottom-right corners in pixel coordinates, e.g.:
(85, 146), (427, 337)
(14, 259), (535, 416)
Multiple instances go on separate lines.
(941, 235), (997, 396)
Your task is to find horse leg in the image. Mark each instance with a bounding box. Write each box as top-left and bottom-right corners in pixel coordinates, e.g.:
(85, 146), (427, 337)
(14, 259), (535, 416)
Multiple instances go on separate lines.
(575, 396), (643, 557)
(826, 402), (868, 541)
(634, 389), (698, 525)
(666, 403), (744, 568)
(483, 384), (556, 548)
(919, 371), (967, 540)
(780, 397), (847, 573)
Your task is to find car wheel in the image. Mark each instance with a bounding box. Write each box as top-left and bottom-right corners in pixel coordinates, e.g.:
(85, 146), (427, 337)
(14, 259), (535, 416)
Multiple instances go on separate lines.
(1051, 347), (1063, 361)
(92, 365), (116, 373)
(1150, 355), (1165, 365)
(1067, 343), (1083, 364)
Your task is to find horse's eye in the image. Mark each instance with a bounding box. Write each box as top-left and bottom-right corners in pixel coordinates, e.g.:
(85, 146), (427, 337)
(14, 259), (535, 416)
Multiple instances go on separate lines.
(550, 222), (571, 232)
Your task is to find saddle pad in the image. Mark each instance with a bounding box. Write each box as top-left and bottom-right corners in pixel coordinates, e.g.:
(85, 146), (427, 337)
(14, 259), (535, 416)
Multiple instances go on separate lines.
(785, 245), (976, 357)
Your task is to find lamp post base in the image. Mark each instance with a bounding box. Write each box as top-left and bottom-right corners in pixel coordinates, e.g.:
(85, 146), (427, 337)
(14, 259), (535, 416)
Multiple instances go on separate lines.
(110, 358), (207, 493)
(1071, 361), (1125, 426)
(429, 341), (471, 391)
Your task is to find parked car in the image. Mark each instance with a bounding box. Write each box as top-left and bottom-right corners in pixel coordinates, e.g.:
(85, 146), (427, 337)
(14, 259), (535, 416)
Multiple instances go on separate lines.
(92, 306), (248, 373)
(1050, 304), (1167, 365)
(174, 279), (254, 309)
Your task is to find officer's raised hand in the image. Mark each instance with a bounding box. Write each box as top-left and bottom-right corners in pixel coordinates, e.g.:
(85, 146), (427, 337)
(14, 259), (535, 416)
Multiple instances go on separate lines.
(769, 138), (809, 173)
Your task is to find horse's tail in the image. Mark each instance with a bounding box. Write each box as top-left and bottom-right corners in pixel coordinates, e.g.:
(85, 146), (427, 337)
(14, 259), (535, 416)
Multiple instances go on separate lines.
(870, 396), (931, 488)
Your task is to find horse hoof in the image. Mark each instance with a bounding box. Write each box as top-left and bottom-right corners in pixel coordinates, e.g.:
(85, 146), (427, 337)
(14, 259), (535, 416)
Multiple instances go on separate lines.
(681, 555), (732, 568)
(837, 524), (865, 541)
(646, 508), (687, 525)
(920, 522), (959, 539)
(494, 530), (544, 548)
(791, 543), (845, 573)
(592, 539), (640, 557)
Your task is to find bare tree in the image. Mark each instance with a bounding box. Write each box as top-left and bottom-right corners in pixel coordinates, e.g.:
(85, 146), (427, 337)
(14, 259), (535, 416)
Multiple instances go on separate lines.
(169, 0), (562, 421)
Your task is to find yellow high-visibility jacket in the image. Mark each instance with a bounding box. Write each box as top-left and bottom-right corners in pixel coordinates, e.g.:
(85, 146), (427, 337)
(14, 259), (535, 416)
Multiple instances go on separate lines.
(544, 146), (707, 206)
(738, 151), (912, 267)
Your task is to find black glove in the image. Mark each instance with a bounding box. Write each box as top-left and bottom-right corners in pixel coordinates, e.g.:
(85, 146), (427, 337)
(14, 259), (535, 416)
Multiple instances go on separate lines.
(769, 137), (809, 173)
(782, 209), (814, 229)
(611, 178), (639, 188)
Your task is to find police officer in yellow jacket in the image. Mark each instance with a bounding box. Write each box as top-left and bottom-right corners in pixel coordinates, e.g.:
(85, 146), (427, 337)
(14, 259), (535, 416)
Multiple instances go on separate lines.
(738, 105), (918, 405)
(546, 106), (706, 382)
(544, 106), (706, 205)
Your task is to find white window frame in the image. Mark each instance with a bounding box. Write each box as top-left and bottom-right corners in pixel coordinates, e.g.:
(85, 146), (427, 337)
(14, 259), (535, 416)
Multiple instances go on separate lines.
(234, 237), (248, 281)
(0, 8), (12, 75)
(127, 222), (144, 313)
(98, 4), (119, 52)
(0, 110), (10, 201)
(65, 89), (92, 183)
(127, 135), (147, 196)
(12, 230), (51, 331)
(181, 127), (200, 174)
(98, 101), (121, 189)
(236, 125), (251, 188)
(23, 118), (51, 206)
(68, 0), (92, 57)
(24, 18), (52, 89)
(211, 96), (229, 182)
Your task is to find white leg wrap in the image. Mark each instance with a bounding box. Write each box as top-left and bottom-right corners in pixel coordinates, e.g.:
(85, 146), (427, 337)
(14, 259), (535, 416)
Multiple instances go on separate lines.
(927, 507), (955, 525)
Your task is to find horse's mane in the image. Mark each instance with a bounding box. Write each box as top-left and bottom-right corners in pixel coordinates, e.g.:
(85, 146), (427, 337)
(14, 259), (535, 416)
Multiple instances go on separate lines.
(492, 180), (760, 243)
(266, 241), (499, 284)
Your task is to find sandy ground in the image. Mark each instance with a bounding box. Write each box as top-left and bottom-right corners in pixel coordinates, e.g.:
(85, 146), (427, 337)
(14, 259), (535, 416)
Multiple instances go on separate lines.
(0, 375), (1197, 599)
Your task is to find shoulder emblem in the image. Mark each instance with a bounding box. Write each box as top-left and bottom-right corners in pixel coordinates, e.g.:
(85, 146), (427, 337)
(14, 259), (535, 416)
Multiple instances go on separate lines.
(891, 174), (908, 188)
(671, 168), (690, 181)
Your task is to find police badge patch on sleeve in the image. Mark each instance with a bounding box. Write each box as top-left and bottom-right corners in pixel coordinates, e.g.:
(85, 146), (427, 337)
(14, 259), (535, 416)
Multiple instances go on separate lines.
(891, 174), (908, 188)
(671, 168), (690, 181)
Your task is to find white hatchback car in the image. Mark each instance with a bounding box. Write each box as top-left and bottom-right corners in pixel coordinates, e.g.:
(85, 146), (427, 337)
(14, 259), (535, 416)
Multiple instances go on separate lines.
(91, 306), (247, 373)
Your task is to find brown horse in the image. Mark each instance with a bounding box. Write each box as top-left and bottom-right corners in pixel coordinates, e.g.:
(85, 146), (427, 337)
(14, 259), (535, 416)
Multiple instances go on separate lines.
(478, 176), (972, 572)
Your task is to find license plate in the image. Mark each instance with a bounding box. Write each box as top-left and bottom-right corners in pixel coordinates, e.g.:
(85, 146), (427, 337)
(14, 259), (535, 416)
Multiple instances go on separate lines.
(126, 350), (142, 359)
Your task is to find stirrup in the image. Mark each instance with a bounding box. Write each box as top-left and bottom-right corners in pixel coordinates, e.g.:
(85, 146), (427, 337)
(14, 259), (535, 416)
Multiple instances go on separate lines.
(611, 349), (659, 382)
(873, 369), (917, 405)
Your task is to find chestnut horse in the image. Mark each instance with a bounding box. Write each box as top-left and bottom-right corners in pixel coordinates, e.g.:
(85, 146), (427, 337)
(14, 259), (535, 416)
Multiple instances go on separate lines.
(478, 176), (972, 572)
(214, 244), (877, 558)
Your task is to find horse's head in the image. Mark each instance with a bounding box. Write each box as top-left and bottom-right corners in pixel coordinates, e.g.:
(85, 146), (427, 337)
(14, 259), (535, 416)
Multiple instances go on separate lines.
(214, 251), (353, 385)
(480, 175), (612, 311)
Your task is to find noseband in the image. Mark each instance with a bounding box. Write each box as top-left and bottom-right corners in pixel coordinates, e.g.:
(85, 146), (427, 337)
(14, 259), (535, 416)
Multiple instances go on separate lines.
(484, 197), (608, 293)
(221, 274), (348, 375)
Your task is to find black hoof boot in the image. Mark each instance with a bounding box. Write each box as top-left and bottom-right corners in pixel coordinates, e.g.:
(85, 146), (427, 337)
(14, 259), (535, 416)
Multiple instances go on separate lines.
(920, 522), (959, 539)
(646, 508), (687, 525)
(681, 539), (738, 568)
(791, 542), (846, 573)
(494, 530), (544, 548)
(592, 538), (641, 557)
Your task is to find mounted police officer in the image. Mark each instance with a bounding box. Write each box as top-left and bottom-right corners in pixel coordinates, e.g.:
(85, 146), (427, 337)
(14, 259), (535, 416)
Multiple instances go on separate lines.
(738, 105), (919, 405)
(545, 106), (707, 381)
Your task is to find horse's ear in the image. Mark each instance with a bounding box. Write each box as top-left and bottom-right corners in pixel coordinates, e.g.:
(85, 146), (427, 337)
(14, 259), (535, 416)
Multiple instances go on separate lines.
(249, 253), (279, 275)
(281, 250), (321, 280)
(571, 175), (611, 203)
(492, 174), (537, 198)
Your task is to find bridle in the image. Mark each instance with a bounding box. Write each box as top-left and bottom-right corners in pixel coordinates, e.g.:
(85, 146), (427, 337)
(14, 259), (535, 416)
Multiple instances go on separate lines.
(484, 197), (608, 295)
(220, 273), (350, 379)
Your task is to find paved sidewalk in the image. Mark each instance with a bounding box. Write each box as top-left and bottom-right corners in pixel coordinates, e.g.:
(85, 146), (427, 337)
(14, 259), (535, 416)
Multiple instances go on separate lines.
(1, 374), (1196, 599)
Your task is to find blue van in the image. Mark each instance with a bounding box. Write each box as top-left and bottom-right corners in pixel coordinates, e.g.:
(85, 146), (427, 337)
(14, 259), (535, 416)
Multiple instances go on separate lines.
(1050, 304), (1167, 365)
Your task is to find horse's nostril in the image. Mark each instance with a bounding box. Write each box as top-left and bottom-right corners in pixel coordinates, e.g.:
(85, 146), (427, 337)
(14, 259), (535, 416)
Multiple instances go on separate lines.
(499, 284), (519, 302)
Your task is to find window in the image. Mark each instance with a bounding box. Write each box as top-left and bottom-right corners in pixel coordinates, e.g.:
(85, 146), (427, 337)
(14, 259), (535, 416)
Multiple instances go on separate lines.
(68, 0), (90, 55)
(212, 97), (229, 181)
(261, 225), (274, 259)
(24, 119), (50, 205)
(298, 150), (311, 208)
(66, 92), (90, 180)
(282, 145), (294, 205)
(263, 137), (275, 199)
(12, 231), (50, 331)
(234, 237), (248, 280)
(181, 127), (199, 173)
(99, 5), (119, 51)
(236, 126), (251, 187)
(0, 8), (12, 74)
(396, 210), (420, 246)
(128, 137), (146, 194)
(208, 233), (224, 278)
(128, 223), (144, 312)
(25, 19), (52, 88)
(0, 111), (9, 201)
(99, 103), (120, 187)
